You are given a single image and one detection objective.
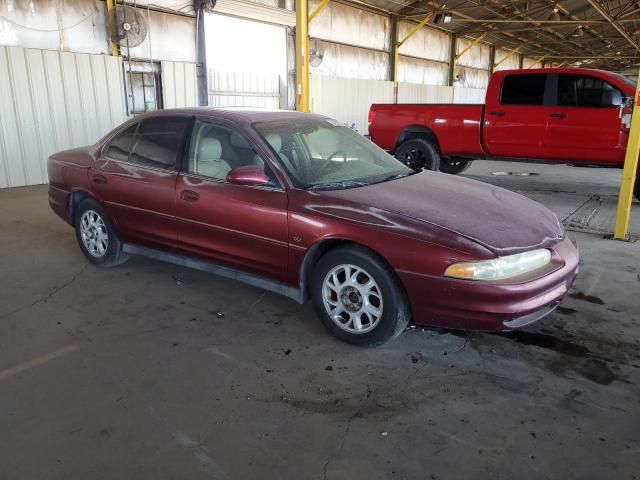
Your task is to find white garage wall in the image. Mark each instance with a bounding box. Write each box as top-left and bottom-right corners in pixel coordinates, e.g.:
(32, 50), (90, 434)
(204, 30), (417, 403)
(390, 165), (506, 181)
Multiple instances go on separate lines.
(310, 76), (394, 135)
(0, 46), (127, 188)
(161, 61), (198, 108)
(494, 48), (520, 71)
(397, 83), (453, 103)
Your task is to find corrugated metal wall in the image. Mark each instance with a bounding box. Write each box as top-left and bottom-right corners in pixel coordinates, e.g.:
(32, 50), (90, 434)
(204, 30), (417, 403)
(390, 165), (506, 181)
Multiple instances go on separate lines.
(0, 46), (127, 188)
(161, 61), (199, 109)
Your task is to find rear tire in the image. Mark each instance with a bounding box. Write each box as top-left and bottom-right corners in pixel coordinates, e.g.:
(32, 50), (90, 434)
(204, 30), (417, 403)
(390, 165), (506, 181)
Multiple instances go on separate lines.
(310, 245), (411, 347)
(440, 158), (472, 175)
(394, 138), (440, 171)
(635, 170), (640, 202)
(74, 198), (128, 267)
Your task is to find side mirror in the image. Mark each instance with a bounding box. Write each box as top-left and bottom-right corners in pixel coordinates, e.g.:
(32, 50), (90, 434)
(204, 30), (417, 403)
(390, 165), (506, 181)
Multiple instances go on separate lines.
(226, 165), (270, 186)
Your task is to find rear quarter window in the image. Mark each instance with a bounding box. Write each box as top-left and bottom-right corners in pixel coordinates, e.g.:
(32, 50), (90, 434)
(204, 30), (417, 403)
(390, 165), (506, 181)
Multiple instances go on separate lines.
(104, 123), (138, 161)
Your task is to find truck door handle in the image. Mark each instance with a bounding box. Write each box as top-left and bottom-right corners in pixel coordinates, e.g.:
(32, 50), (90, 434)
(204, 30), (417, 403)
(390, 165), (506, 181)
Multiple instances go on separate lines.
(490, 110), (505, 116)
(92, 174), (107, 185)
(550, 112), (567, 119)
(180, 190), (200, 203)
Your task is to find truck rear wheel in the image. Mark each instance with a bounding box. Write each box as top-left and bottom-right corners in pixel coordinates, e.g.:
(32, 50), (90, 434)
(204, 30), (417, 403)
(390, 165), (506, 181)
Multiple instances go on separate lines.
(394, 138), (440, 171)
(440, 158), (472, 175)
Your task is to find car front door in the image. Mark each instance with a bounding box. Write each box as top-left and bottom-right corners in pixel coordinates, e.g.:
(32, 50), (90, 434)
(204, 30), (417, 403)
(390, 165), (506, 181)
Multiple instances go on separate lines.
(91, 115), (191, 249)
(175, 119), (289, 281)
(543, 73), (626, 165)
(483, 72), (556, 159)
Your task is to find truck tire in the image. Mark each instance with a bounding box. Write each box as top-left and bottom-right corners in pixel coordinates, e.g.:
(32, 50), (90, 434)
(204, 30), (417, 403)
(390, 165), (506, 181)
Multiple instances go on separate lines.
(635, 172), (640, 202)
(394, 138), (440, 171)
(440, 158), (472, 175)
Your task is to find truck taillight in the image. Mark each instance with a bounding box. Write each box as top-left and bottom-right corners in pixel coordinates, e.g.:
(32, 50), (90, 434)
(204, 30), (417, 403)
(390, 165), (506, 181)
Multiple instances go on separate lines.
(621, 97), (633, 133)
(368, 109), (376, 127)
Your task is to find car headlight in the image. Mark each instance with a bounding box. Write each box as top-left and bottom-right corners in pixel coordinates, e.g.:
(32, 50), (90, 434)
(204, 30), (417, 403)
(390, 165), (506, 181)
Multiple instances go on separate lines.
(444, 249), (552, 281)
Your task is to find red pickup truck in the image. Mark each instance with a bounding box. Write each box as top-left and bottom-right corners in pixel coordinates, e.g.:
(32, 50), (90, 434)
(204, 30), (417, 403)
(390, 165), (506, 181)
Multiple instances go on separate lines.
(369, 68), (638, 198)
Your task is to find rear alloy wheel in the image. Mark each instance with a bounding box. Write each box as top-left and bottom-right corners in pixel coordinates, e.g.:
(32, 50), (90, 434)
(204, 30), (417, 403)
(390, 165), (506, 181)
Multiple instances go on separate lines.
(439, 158), (472, 175)
(394, 138), (440, 171)
(311, 245), (410, 347)
(74, 198), (128, 267)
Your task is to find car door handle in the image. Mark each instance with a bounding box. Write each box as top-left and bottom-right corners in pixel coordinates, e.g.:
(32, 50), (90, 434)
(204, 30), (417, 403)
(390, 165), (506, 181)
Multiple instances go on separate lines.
(180, 190), (200, 203)
(550, 112), (567, 119)
(92, 174), (107, 185)
(490, 110), (506, 116)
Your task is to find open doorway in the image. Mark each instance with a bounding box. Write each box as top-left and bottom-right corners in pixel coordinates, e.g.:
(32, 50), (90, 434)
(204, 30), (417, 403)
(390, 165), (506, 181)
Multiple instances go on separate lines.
(205, 14), (288, 109)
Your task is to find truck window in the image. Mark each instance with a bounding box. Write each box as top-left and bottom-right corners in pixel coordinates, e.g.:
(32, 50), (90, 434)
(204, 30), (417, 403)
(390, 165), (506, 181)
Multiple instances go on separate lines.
(500, 74), (546, 105)
(557, 74), (623, 107)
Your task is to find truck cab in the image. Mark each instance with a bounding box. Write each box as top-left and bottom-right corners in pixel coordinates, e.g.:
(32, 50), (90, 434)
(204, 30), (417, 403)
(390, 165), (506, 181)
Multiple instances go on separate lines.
(484, 68), (635, 165)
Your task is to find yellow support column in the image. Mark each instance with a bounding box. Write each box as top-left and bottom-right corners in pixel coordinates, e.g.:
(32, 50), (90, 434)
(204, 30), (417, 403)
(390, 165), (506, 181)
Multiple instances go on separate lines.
(295, 0), (310, 112)
(106, 0), (120, 56)
(393, 14), (432, 103)
(613, 69), (640, 240)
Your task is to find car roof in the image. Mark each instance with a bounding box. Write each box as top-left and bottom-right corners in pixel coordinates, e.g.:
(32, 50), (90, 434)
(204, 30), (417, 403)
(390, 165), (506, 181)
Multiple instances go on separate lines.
(133, 107), (332, 125)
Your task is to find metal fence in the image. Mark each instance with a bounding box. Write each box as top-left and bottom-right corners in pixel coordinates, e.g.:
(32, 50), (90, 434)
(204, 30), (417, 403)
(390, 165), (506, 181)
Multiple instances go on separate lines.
(207, 70), (281, 108)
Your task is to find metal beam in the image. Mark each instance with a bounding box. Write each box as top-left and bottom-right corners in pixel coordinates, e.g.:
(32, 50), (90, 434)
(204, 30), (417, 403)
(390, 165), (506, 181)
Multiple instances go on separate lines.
(393, 13), (432, 103)
(106, 0), (119, 56)
(494, 47), (521, 68)
(308, 0), (329, 23)
(614, 69), (640, 240)
(527, 55), (547, 68)
(455, 33), (488, 61)
(586, 0), (640, 53)
(295, 0), (309, 112)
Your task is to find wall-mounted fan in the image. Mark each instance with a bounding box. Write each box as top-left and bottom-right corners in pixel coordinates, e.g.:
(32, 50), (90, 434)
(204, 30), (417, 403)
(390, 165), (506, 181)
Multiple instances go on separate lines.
(309, 39), (325, 67)
(107, 5), (148, 48)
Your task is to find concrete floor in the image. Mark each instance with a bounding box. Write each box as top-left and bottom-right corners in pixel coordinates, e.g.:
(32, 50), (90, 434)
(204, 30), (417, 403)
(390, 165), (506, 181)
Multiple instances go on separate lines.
(1, 167), (639, 480)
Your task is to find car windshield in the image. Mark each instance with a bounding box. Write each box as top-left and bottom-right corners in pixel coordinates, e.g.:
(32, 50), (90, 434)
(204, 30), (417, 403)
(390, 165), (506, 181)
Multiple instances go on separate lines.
(253, 118), (413, 190)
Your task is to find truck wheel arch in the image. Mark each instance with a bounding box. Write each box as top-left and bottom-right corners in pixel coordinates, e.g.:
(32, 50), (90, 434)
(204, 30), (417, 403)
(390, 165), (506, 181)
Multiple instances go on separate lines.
(395, 125), (440, 153)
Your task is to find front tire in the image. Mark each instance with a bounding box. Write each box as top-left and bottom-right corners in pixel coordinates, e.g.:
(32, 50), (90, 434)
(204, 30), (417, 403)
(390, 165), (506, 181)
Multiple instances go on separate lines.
(440, 158), (472, 175)
(310, 245), (411, 347)
(74, 198), (128, 267)
(394, 138), (440, 171)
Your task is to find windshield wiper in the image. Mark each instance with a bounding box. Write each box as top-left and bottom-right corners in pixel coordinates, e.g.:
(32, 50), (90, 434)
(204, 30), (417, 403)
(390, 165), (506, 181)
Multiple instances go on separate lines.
(377, 170), (419, 184)
(308, 180), (367, 191)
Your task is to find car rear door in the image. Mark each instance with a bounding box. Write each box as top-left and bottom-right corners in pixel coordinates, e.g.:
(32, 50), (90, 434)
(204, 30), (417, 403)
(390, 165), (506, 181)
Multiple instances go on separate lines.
(91, 115), (191, 249)
(483, 72), (556, 158)
(175, 118), (289, 281)
(543, 73), (626, 165)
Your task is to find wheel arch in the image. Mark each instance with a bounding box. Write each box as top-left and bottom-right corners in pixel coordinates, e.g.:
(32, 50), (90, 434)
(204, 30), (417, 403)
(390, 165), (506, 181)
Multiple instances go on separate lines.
(68, 189), (95, 224)
(297, 237), (402, 304)
(395, 125), (440, 152)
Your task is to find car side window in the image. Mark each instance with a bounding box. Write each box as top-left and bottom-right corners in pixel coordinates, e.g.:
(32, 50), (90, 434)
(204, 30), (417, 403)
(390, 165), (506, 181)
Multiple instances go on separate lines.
(557, 74), (623, 107)
(104, 123), (139, 161)
(187, 120), (278, 186)
(128, 116), (190, 170)
(501, 74), (547, 105)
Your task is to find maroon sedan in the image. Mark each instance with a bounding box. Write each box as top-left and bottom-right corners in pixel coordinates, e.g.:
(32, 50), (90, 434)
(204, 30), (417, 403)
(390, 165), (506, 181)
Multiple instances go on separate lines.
(48, 108), (579, 346)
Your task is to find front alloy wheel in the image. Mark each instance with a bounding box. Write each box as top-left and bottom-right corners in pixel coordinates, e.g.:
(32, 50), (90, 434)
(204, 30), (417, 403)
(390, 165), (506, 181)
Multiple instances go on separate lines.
(322, 264), (383, 334)
(310, 245), (411, 346)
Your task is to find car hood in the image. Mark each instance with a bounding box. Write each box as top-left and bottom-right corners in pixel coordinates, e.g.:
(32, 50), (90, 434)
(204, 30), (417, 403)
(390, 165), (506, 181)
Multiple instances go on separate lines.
(320, 171), (563, 256)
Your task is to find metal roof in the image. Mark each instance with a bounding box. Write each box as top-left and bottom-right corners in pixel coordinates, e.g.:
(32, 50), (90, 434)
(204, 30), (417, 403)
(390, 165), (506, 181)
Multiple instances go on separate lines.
(349, 0), (640, 72)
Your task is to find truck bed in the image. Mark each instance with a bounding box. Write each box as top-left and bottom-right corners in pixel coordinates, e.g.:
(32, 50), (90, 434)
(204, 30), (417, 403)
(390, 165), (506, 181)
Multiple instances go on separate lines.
(368, 103), (485, 156)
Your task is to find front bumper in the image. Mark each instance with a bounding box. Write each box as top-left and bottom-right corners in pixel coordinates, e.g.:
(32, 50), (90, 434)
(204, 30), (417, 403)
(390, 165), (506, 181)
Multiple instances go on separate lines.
(398, 235), (579, 331)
